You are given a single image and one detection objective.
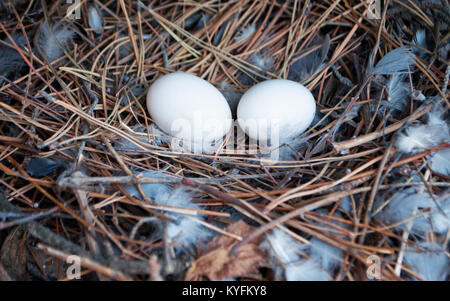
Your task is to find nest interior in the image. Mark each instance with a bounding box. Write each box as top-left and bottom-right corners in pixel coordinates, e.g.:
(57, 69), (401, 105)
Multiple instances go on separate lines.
(0, 0), (449, 281)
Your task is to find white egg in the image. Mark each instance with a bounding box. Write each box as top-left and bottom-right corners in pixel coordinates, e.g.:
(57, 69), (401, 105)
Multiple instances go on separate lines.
(146, 72), (232, 153)
(237, 79), (316, 143)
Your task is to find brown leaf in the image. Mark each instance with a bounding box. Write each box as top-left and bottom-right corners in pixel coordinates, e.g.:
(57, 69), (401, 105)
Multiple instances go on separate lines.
(204, 220), (255, 251)
(185, 221), (267, 280)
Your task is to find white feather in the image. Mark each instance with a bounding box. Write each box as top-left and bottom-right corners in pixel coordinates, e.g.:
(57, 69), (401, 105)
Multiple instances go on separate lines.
(234, 24), (256, 42)
(261, 228), (307, 280)
(36, 22), (75, 62)
(429, 193), (450, 234)
(396, 105), (449, 153)
(404, 242), (449, 281)
(88, 5), (103, 35)
(264, 228), (306, 265)
(430, 148), (450, 176)
(427, 104), (448, 128)
(438, 43), (449, 61)
(262, 228), (337, 280)
(250, 52), (274, 71)
(161, 188), (211, 245)
(285, 260), (331, 281)
(395, 124), (448, 153)
(169, 137), (222, 154)
(126, 178), (211, 246)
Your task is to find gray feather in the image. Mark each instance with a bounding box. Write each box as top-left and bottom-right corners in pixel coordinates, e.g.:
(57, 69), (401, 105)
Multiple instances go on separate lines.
(404, 242), (449, 281)
(88, 5), (103, 35)
(36, 22), (75, 62)
(379, 73), (410, 112)
(288, 34), (330, 82)
(371, 47), (415, 75)
(0, 33), (26, 78)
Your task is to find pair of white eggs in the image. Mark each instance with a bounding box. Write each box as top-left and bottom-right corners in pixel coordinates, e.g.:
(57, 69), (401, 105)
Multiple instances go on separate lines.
(146, 72), (316, 153)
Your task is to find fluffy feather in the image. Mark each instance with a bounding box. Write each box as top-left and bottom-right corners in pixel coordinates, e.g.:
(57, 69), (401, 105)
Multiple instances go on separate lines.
(430, 148), (450, 176)
(87, 5), (103, 35)
(160, 188), (212, 245)
(380, 73), (410, 112)
(262, 228), (338, 280)
(427, 104), (448, 128)
(338, 100), (362, 119)
(125, 174), (211, 246)
(196, 13), (212, 29)
(169, 136), (223, 155)
(331, 63), (353, 87)
(378, 187), (450, 235)
(429, 192), (450, 233)
(239, 51), (274, 85)
(438, 42), (449, 61)
(306, 209), (349, 237)
(395, 105), (449, 153)
(395, 123), (447, 153)
(263, 228), (306, 265)
(404, 242), (449, 281)
(36, 22), (75, 62)
(183, 13), (202, 29)
(261, 228), (307, 280)
(148, 123), (172, 146)
(285, 260), (331, 281)
(250, 52), (274, 71)
(234, 24), (256, 42)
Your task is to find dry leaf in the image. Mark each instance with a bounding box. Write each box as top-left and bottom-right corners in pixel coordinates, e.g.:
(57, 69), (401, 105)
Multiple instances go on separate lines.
(185, 221), (267, 280)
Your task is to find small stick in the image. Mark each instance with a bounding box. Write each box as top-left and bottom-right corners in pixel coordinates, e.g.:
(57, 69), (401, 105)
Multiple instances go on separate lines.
(359, 142), (394, 245)
(37, 243), (132, 281)
(0, 207), (58, 230)
(231, 189), (366, 255)
(72, 184), (102, 255)
(332, 103), (433, 152)
(394, 209), (415, 277)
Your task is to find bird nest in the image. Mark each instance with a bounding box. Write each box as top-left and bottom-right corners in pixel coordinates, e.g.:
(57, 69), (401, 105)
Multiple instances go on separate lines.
(0, 0), (449, 281)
